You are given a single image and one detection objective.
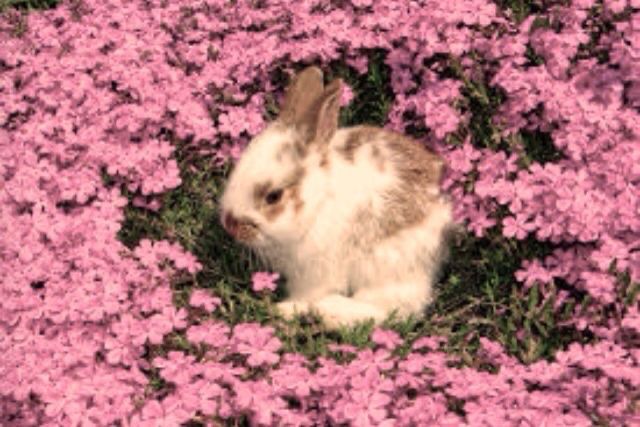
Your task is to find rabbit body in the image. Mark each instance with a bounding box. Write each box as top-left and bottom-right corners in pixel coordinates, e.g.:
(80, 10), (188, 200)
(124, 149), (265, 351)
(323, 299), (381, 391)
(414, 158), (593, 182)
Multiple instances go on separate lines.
(220, 67), (452, 327)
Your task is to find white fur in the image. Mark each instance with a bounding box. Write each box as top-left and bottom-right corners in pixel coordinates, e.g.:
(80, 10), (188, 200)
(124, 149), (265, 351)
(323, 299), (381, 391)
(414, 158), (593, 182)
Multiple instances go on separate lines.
(221, 125), (453, 328)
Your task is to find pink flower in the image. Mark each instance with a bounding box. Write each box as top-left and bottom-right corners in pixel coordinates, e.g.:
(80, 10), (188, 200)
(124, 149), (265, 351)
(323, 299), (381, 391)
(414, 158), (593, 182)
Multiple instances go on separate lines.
(371, 328), (402, 350)
(580, 271), (616, 304)
(189, 289), (221, 312)
(144, 307), (188, 344)
(186, 321), (231, 348)
(502, 214), (536, 239)
(447, 141), (481, 174)
(621, 306), (640, 333)
(153, 351), (198, 386)
(411, 335), (445, 351)
(605, 0), (628, 13)
(340, 83), (355, 106)
(465, 204), (497, 237)
(251, 271), (279, 293)
(328, 343), (359, 354)
(232, 323), (282, 367)
(515, 259), (554, 288)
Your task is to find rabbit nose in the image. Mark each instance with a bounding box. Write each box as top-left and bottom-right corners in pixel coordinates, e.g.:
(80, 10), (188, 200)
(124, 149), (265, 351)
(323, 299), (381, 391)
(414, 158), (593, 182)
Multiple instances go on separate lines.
(222, 212), (238, 234)
(222, 211), (259, 241)
(222, 211), (239, 236)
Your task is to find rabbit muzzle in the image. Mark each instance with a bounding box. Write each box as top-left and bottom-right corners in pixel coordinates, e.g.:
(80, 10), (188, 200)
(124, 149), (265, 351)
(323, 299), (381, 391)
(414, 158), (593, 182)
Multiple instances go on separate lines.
(222, 210), (259, 242)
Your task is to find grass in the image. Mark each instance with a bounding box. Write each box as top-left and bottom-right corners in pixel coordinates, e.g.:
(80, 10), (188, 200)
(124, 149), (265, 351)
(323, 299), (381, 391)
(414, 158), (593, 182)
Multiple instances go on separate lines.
(0, 0), (57, 12)
(7, 0), (599, 371)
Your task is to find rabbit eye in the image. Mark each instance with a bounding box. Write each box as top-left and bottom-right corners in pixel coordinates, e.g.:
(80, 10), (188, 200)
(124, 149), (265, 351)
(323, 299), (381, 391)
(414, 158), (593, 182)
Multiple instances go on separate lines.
(265, 189), (283, 205)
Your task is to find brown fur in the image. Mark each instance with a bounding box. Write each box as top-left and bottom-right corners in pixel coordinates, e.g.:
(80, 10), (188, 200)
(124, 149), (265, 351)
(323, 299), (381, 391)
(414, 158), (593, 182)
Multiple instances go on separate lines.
(340, 127), (444, 244)
(337, 126), (378, 162)
(290, 183), (304, 213)
(319, 150), (330, 168)
(254, 167), (306, 222)
(277, 67), (342, 152)
(278, 67), (325, 130)
(310, 79), (342, 145)
(378, 130), (443, 239)
(275, 139), (307, 162)
(285, 167), (306, 215)
(236, 222), (258, 241)
(305, 121), (444, 242)
(370, 144), (386, 172)
(385, 131), (442, 188)
(252, 181), (272, 207)
(264, 200), (286, 221)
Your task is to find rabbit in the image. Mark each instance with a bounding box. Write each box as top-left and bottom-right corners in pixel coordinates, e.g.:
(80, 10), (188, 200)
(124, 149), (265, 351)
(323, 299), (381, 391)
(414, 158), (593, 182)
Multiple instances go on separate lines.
(219, 66), (453, 328)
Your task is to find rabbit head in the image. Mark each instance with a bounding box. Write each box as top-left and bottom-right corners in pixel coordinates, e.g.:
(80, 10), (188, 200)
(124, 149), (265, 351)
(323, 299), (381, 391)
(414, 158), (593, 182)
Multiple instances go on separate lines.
(219, 66), (341, 251)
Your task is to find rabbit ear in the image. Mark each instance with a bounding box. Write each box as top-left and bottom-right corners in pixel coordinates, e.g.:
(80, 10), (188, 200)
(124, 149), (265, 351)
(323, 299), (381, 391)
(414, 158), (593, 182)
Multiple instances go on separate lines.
(310, 78), (342, 144)
(278, 66), (325, 128)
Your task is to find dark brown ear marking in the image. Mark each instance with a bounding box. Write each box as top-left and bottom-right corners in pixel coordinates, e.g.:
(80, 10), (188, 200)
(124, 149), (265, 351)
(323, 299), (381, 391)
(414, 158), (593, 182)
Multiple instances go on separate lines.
(312, 78), (342, 144)
(278, 66), (325, 129)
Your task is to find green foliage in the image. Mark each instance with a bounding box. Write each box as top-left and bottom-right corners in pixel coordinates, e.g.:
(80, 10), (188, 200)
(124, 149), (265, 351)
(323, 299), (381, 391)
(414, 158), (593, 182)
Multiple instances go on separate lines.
(0, 0), (59, 12)
(493, 0), (555, 23)
(424, 229), (587, 363)
(331, 48), (394, 128)
(515, 129), (565, 166)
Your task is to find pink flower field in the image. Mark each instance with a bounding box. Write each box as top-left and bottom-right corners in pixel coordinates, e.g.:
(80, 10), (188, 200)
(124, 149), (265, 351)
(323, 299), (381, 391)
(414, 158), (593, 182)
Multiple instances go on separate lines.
(1, 0), (639, 425)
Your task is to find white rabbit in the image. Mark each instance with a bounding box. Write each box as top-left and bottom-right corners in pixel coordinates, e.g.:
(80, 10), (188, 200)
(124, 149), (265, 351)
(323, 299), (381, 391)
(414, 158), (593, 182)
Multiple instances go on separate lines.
(220, 66), (453, 328)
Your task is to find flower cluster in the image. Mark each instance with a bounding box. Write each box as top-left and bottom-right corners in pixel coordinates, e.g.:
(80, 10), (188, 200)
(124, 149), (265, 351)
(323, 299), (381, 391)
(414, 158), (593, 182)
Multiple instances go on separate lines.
(1, 0), (638, 426)
(444, 1), (640, 310)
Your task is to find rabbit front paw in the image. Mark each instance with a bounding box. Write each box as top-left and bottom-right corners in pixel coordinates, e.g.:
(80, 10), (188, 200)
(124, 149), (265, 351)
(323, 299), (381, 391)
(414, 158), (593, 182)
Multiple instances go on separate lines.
(311, 294), (387, 328)
(275, 300), (310, 320)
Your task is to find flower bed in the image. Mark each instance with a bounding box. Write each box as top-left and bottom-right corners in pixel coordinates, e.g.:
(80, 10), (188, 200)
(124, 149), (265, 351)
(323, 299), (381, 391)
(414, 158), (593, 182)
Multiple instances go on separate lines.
(1, 0), (638, 425)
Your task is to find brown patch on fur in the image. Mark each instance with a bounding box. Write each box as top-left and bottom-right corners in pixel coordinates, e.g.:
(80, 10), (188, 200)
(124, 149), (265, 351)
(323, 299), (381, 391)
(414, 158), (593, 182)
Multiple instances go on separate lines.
(370, 144), (385, 172)
(252, 181), (272, 207)
(337, 126), (378, 162)
(255, 168), (306, 221)
(275, 144), (289, 162)
(293, 140), (307, 159)
(285, 167), (306, 215)
(378, 188), (428, 237)
(272, 123), (308, 162)
(319, 148), (330, 168)
(290, 184), (304, 213)
(263, 201), (286, 221)
(236, 222), (259, 241)
(276, 141), (306, 162)
(377, 130), (443, 238)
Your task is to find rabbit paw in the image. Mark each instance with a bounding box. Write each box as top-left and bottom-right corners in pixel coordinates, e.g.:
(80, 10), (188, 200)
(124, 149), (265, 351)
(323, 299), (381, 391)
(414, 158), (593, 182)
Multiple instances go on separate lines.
(311, 294), (387, 328)
(276, 300), (310, 320)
